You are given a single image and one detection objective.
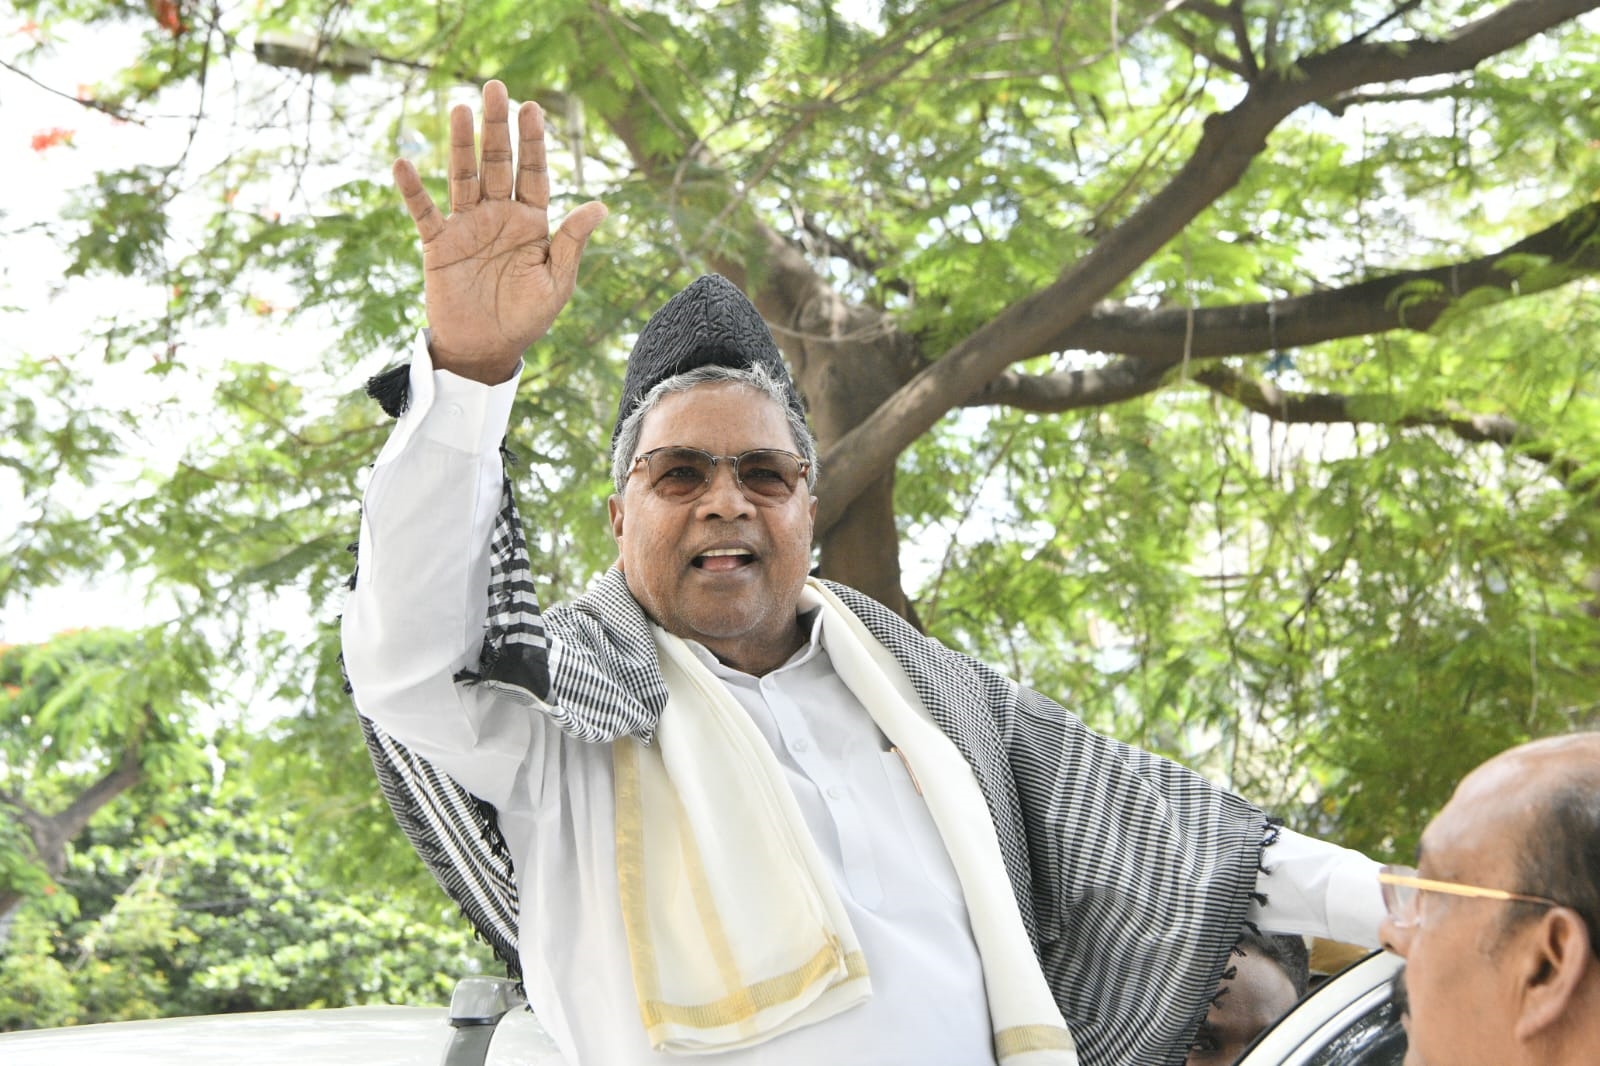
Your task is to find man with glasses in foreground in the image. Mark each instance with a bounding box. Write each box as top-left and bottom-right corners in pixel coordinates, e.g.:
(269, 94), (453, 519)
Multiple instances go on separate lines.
(342, 81), (1385, 1066)
(1377, 732), (1600, 1066)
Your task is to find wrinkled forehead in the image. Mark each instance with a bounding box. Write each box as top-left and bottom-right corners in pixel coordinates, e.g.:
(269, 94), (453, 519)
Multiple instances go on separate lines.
(636, 382), (799, 452)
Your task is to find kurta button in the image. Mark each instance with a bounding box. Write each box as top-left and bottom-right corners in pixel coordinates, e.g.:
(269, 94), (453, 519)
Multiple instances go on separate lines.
(792, 737), (810, 752)
(826, 784), (844, 800)
(447, 402), (464, 417)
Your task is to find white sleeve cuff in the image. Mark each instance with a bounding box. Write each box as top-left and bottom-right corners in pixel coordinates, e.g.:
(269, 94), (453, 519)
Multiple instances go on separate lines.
(1247, 826), (1385, 948)
(375, 331), (522, 465)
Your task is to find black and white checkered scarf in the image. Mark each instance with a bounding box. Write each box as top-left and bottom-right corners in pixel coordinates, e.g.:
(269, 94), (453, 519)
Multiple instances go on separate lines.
(353, 465), (1268, 1066)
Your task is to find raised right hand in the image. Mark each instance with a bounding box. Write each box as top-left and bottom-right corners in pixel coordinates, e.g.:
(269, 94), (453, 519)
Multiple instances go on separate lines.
(393, 80), (607, 384)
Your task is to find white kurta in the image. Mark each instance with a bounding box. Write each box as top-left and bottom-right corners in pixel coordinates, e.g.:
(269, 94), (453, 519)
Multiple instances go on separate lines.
(341, 337), (1385, 1066)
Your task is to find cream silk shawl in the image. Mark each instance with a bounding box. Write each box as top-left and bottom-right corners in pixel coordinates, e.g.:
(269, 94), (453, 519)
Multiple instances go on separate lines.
(613, 580), (1078, 1063)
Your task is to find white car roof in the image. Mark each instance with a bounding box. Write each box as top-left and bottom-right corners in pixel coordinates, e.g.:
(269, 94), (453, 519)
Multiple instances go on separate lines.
(0, 999), (573, 1066)
(0, 958), (1402, 1066)
(0, 1005), (454, 1066)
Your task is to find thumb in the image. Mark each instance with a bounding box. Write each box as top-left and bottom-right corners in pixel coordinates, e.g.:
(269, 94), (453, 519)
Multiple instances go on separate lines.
(550, 200), (608, 288)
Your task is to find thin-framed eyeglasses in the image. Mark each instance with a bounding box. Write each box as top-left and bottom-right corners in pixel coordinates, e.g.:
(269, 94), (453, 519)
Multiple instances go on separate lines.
(629, 446), (811, 505)
(1377, 864), (1561, 929)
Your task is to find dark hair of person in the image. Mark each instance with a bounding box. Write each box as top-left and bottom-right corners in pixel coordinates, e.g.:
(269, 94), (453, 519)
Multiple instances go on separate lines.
(1236, 928), (1311, 997)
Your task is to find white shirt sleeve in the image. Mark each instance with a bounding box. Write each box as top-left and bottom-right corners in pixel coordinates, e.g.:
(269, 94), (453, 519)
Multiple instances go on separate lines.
(340, 333), (535, 810)
(1246, 825), (1385, 947)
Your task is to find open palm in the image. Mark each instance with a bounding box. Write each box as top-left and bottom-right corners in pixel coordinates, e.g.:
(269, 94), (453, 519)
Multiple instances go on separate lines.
(393, 81), (607, 383)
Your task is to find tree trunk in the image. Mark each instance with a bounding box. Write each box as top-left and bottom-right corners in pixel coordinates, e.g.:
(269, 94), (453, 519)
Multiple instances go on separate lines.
(732, 240), (925, 614)
(0, 745), (143, 949)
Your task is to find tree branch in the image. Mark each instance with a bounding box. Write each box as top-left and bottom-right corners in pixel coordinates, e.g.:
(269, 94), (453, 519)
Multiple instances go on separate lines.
(1042, 202), (1600, 361)
(0, 57), (147, 125)
(1165, 13), (1253, 79)
(50, 742), (145, 849)
(794, 211), (912, 300)
(964, 356), (1181, 411)
(0, 787), (46, 831)
(814, 0), (1597, 536)
(0, 738), (144, 900)
(967, 201), (1598, 409)
(1323, 84), (1469, 117)
(1349, 0), (1429, 46)
(1194, 364), (1588, 490)
(1223, 0), (1259, 80)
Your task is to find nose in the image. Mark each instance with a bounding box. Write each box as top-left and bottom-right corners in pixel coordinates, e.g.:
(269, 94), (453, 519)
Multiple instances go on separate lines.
(695, 459), (753, 517)
(1378, 914), (1412, 958)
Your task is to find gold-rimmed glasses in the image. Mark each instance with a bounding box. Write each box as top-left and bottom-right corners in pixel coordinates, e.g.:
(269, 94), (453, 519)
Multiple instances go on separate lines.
(1377, 864), (1561, 929)
(629, 446), (811, 505)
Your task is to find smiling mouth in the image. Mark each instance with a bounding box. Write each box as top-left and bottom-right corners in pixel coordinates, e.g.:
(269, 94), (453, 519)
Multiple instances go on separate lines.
(693, 548), (755, 571)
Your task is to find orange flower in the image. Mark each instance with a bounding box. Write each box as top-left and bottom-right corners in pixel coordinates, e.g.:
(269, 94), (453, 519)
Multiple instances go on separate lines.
(30, 127), (75, 152)
(151, 0), (184, 36)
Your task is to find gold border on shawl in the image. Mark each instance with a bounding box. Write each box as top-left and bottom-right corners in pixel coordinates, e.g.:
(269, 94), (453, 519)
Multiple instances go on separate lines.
(640, 948), (868, 1030)
(672, 750), (745, 997)
(622, 736), (864, 1039)
(994, 1024), (1076, 1057)
(613, 738), (662, 1012)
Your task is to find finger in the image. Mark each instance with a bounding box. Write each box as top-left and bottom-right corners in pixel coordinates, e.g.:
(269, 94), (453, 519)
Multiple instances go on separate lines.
(448, 101), (479, 214)
(549, 200), (608, 290)
(479, 80), (513, 201)
(514, 101), (550, 210)
(393, 159), (445, 243)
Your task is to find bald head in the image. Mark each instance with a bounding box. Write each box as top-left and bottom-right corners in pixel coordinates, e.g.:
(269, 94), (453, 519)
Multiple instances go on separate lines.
(1447, 734), (1600, 841)
(1470, 731), (1600, 781)
(1475, 733), (1600, 959)
(1390, 731), (1600, 1066)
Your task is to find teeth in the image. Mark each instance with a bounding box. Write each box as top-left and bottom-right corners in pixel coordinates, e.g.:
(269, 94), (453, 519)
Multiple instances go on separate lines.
(700, 548), (751, 557)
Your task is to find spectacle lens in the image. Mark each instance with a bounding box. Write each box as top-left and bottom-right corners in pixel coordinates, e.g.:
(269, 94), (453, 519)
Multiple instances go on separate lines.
(1376, 863), (1562, 932)
(637, 447), (806, 504)
(1379, 867), (1421, 927)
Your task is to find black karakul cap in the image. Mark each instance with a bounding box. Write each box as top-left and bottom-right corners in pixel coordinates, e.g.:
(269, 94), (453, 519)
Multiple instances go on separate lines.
(610, 274), (806, 451)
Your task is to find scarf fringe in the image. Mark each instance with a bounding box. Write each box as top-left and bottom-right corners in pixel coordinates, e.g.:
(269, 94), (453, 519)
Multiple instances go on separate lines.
(365, 362), (411, 418)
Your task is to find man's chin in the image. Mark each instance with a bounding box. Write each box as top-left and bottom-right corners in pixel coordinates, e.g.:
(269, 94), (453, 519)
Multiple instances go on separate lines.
(669, 609), (772, 648)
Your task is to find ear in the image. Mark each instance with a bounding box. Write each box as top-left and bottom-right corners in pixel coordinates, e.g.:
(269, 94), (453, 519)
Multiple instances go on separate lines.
(1512, 907), (1593, 1042)
(608, 494), (625, 542)
(607, 495), (627, 574)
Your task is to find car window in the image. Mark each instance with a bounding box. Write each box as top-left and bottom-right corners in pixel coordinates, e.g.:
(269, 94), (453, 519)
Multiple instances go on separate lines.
(1237, 951), (1407, 1066)
(1302, 999), (1406, 1066)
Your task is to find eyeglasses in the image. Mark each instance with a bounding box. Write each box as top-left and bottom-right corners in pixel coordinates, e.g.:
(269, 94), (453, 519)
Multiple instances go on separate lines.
(629, 446), (811, 505)
(1377, 864), (1561, 929)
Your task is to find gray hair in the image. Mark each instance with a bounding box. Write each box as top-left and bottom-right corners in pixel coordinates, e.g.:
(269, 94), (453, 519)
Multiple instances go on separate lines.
(1512, 746), (1600, 960)
(610, 363), (819, 494)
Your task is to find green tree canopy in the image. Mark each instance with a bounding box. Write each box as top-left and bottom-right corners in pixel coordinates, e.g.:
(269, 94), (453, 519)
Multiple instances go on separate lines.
(0, 629), (211, 934)
(4, 0), (1598, 966)
(0, 732), (494, 1030)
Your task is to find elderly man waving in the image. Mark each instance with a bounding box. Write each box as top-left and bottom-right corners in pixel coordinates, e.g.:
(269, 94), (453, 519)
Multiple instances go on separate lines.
(342, 81), (1380, 1066)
